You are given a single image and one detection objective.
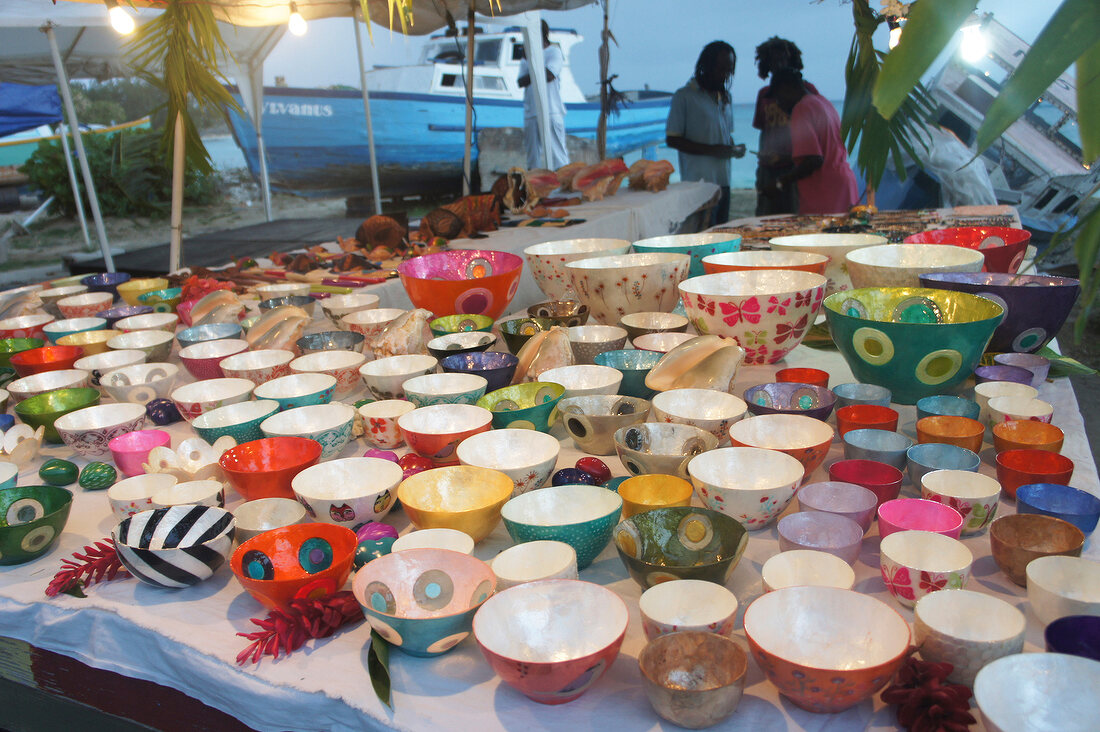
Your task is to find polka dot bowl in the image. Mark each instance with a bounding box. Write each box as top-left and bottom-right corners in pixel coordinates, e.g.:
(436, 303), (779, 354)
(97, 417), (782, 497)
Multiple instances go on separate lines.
(823, 287), (1004, 404)
(501, 484), (623, 569)
(0, 484), (73, 565)
(476, 382), (565, 433)
(398, 249), (523, 321)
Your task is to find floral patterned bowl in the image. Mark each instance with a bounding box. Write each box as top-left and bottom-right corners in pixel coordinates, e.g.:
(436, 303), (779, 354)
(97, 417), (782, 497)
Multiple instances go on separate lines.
(291, 456), (403, 528)
(920, 470), (1001, 536)
(728, 414), (834, 481)
(397, 464), (514, 542)
(639, 579), (739, 640)
(398, 404), (493, 465)
(218, 349), (295, 385)
(456, 428), (560, 497)
(688, 446), (805, 530)
(879, 530), (973, 608)
(649, 388), (747, 444)
(54, 402), (147, 458)
(358, 354), (438, 401)
(566, 252), (691, 325)
(523, 237), (631, 301)
(58, 293), (113, 320)
(399, 249), (523, 320)
(679, 270), (826, 364)
(613, 506), (746, 588)
(289, 350), (367, 397)
(259, 402), (356, 460)
(179, 338), (250, 380)
(170, 378), (254, 422)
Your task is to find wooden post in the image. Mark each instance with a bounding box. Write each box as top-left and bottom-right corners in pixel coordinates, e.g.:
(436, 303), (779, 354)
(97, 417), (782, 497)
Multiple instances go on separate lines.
(597, 1), (610, 160)
(169, 112), (184, 272)
(462, 7), (475, 196)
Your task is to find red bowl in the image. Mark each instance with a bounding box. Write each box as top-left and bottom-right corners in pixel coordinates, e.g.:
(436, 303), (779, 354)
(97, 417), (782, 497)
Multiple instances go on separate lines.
(9, 345), (83, 377)
(903, 226), (1030, 273)
(231, 523), (357, 612)
(877, 498), (964, 539)
(219, 436), (322, 501)
(828, 459), (903, 508)
(775, 367), (829, 389)
(398, 250), (523, 320)
(995, 449), (1074, 500)
(836, 404), (899, 437)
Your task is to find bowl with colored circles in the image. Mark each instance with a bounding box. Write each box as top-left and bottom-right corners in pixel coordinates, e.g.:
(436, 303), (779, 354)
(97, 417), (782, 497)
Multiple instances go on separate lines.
(632, 232), (742, 277)
(498, 317), (555, 355)
(397, 465), (514, 543)
(904, 226), (1030, 273)
(114, 505), (235, 589)
(501, 484), (623, 569)
(614, 422), (718, 480)
(427, 313), (494, 338)
(557, 394), (650, 456)
(14, 387), (100, 443)
(823, 287), (1004, 404)
(399, 249), (523, 320)
(742, 381), (837, 421)
(566, 252), (691, 325)
(613, 506), (747, 588)
(439, 351), (518, 393)
(476, 382), (565, 432)
(0, 485), (73, 565)
(136, 287), (183, 313)
(527, 300), (590, 328)
(0, 314), (55, 341)
(231, 523), (357, 611)
(523, 237), (632, 301)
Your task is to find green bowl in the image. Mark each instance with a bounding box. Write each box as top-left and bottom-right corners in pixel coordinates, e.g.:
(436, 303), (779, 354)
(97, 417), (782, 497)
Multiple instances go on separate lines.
(429, 314), (495, 338)
(612, 506), (748, 589)
(594, 349), (663, 400)
(0, 485), (73, 565)
(476, 382), (565, 432)
(824, 287), (1004, 405)
(0, 338), (45, 369)
(14, 387), (101, 443)
(138, 287), (183, 313)
(498, 317), (555, 354)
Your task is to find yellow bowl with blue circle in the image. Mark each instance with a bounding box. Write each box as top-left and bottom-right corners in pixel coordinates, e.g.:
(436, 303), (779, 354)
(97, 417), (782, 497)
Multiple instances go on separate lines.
(475, 381), (565, 432)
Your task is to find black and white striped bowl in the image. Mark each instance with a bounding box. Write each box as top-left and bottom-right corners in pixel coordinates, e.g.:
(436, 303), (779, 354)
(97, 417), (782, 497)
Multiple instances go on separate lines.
(112, 505), (236, 589)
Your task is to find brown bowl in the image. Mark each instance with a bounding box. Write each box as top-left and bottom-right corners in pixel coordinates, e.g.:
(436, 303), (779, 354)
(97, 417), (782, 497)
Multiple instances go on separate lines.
(526, 300), (590, 328)
(638, 631), (748, 729)
(916, 415), (985, 454)
(989, 513), (1084, 586)
(992, 420), (1064, 454)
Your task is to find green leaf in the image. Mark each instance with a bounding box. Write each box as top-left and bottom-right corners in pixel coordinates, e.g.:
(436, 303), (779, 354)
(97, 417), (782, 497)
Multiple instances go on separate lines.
(976, 0), (1100, 153)
(1078, 41), (1100, 163)
(367, 630), (392, 709)
(873, 0), (978, 120)
(62, 582), (87, 599)
(1036, 347), (1098, 377)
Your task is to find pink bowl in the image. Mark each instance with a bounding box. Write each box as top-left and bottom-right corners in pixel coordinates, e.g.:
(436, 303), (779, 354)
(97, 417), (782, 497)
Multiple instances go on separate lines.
(178, 339), (249, 380)
(797, 481), (879, 532)
(877, 498), (964, 539)
(109, 429), (172, 477)
(828, 459), (903, 508)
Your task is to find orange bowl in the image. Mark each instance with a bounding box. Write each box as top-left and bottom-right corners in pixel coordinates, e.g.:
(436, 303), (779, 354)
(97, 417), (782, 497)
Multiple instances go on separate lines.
(701, 250), (829, 276)
(231, 523), (357, 611)
(916, 415), (985, 454)
(728, 414), (834, 481)
(992, 420), (1064, 454)
(398, 250), (523, 320)
(219, 436), (322, 501)
(9, 345), (83, 377)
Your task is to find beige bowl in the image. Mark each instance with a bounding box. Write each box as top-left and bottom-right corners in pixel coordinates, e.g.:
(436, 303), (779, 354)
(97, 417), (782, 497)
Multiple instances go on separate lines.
(913, 589), (1025, 687)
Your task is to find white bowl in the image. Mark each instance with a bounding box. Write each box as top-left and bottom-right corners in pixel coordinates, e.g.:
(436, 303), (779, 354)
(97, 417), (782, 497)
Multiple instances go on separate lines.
(54, 402), (148, 457)
(391, 528), (475, 555)
(879, 530), (974, 608)
(107, 329), (174, 361)
(321, 292), (380, 325)
(75, 349), (147, 382)
(688, 447), (805, 530)
(489, 541), (578, 590)
(1026, 555), (1100, 627)
(913, 589), (1026, 687)
(7, 369), (91, 402)
(291, 456), (403, 525)
(359, 354), (438, 400)
(632, 332), (696, 353)
(260, 402), (357, 459)
(760, 549), (856, 592)
(256, 282), (310, 299)
(974, 653), (1100, 732)
(218, 348), (295, 384)
(170, 378), (255, 422)
(539, 364), (623, 399)
(650, 388), (748, 444)
(108, 473), (178, 521)
(151, 479), (224, 509)
(523, 237), (632, 300)
(566, 252), (691, 324)
(974, 381), (1038, 426)
(456, 428), (560, 496)
(289, 349), (367, 396)
(639, 578), (739, 640)
(769, 233), (886, 294)
(988, 395), (1054, 425)
(101, 363), (180, 404)
(342, 307), (406, 340)
(232, 497), (307, 543)
(115, 312), (179, 333)
(565, 324), (629, 364)
(401, 372), (488, 407)
(846, 243), (985, 288)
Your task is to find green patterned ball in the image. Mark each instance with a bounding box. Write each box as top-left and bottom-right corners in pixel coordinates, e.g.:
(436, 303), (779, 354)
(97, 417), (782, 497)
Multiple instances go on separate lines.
(79, 462), (117, 491)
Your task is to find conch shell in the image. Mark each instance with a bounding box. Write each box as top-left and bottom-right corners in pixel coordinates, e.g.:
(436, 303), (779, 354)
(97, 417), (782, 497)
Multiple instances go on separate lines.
(369, 308), (432, 359)
(513, 326), (574, 383)
(191, 290), (244, 326)
(143, 436), (237, 487)
(245, 305), (310, 351)
(645, 335), (745, 393)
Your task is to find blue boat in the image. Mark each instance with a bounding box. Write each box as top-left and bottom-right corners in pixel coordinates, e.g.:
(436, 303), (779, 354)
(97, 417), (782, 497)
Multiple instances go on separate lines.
(224, 25), (671, 199)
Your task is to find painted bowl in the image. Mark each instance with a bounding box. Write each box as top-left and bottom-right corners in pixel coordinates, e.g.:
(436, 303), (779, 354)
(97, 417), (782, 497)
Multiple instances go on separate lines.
(191, 399), (280, 445)
(989, 513), (1085, 586)
(828, 459), (903, 508)
(679, 270), (826, 364)
(176, 322), (243, 350)
(114, 312), (178, 334)
(80, 272), (130, 299)
(57, 292), (114, 320)
(761, 549), (855, 592)
(114, 505), (234, 588)
(920, 469), (1002, 536)
(401, 372), (488, 408)
(231, 523), (356, 611)
(256, 282), (310, 300)
(974, 653), (1100, 732)
(614, 504), (745, 589)
(178, 338), (250, 380)
(593, 348), (662, 399)
(617, 311), (688, 342)
(538, 364), (622, 399)
(427, 313), (494, 338)
(116, 277), (169, 306)
(843, 428), (912, 471)
(220, 436), (322, 502)
(557, 394), (649, 455)
(490, 541), (578, 590)
(775, 367), (829, 388)
(74, 349), (147, 387)
(564, 324), (629, 365)
(913, 589), (1026, 687)
(398, 404), (493, 465)
(523, 237), (632, 301)
(906, 442), (981, 487)
(879, 530), (973, 608)
(639, 580), (739, 640)
(993, 352), (1050, 388)
(650, 388), (747, 444)
(108, 428), (172, 477)
(10, 345), (83, 377)
(499, 317), (554, 355)
(0, 337), (45, 368)
(252, 372), (337, 411)
(359, 354), (438, 401)
(39, 285), (88, 318)
(136, 287), (182, 312)
(1027, 555), (1100, 627)
(7, 369), (91, 403)
(615, 422), (718, 480)
(14, 387), (100, 443)
(527, 300), (590, 328)
(107, 329), (174, 363)
(259, 295), (315, 317)
(455, 428), (560, 497)
(352, 547), (496, 657)
(390, 528), (475, 555)
(846, 243), (984, 288)
(218, 348), (295, 385)
(877, 498), (964, 540)
(831, 382), (892, 409)
(439, 351), (518, 393)
(632, 331), (696, 353)
(0, 484), (73, 565)
(728, 414), (834, 480)
(108, 474), (175, 521)
(988, 395), (1054, 426)
(426, 331), (497, 361)
(993, 419), (1064, 454)
(474, 579), (628, 704)
(54, 402), (147, 457)
(688, 446), (805, 530)
(289, 350), (366, 397)
(743, 381), (836, 421)
(916, 415), (985, 454)
(42, 316), (106, 344)
(702, 249), (829, 276)
(502, 484), (623, 569)
(232, 497), (308, 544)
(975, 363), (1033, 386)
(320, 292), (379, 326)
(566, 252), (691, 325)
(150, 479), (225, 510)
(399, 249), (523, 319)
(342, 307), (406, 340)
(916, 395), (980, 422)
(476, 382), (565, 432)
(632, 232), (742, 277)
(295, 330), (365, 355)
(836, 404), (900, 437)
(357, 399), (415, 450)
(995, 449), (1074, 499)
(744, 586), (909, 712)
(1017, 483), (1100, 534)
(776, 511), (864, 564)
(617, 474), (694, 518)
(291, 456), (403, 528)
(397, 464), (514, 542)
(904, 226), (1030, 273)
(1045, 616), (1100, 662)
(170, 378), (254, 422)
(57, 328), (121, 356)
(797, 481), (879, 533)
(259, 402), (356, 459)
(823, 287), (1004, 404)
(768, 233), (886, 294)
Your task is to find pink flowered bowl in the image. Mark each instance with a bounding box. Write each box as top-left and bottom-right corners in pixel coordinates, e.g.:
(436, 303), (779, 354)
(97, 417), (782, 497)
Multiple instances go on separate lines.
(688, 446), (805, 530)
(178, 338), (249, 380)
(919, 469), (1001, 536)
(54, 402), (148, 458)
(170, 378), (255, 422)
(879, 530), (973, 608)
(216, 348), (295, 385)
(523, 238), (632, 301)
(289, 350), (367, 397)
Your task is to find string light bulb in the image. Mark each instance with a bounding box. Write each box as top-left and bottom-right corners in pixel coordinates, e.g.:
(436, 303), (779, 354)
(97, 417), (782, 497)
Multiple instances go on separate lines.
(288, 2), (308, 36)
(960, 23), (987, 63)
(105, 0), (135, 35)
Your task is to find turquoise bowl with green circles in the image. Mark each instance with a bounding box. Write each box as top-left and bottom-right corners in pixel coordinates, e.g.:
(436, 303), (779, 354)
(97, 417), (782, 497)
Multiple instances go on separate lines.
(476, 381), (565, 432)
(824, 287), (1003, 404)
(500, 484), (623, 569)
(0, 484), (73, 565)
(138, 287), (183, 313)
(429, 314), (495, 338)
(14, 387), (101, 443)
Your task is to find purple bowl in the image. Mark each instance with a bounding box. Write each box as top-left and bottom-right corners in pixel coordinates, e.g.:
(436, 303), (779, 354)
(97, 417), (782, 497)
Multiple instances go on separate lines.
(743, 382), (836, 421)
(1045, 616), (1100, 662)
(777, 511), (864, 565)
(919, 272), (1080, 354)
(440, 351), (520, 392)
(974, 364), (1033, 385)
(97, 305), (154, 329)
(797, 481), (878, 532)
(81, 272), (132, 300)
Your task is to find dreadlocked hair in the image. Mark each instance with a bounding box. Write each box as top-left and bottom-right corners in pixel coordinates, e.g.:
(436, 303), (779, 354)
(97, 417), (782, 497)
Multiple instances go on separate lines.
(693, 40), (735, 106)
(755, 37), (804, 80)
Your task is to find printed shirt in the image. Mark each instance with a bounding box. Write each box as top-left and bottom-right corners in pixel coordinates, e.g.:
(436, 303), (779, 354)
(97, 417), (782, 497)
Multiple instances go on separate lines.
(752, 81), (820, 168)
(519, 44), (566, 119)
(789, 92), (860, 214)
(666, 79), (734, 187)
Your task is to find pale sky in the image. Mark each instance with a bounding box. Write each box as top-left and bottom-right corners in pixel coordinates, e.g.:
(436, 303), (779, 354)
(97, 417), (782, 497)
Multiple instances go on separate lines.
(261, 0), (1061, 102)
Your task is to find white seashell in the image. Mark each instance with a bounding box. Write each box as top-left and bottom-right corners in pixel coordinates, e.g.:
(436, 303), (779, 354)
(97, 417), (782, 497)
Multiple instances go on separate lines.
(645, 335), (746, 393)
(513, 326), (574, 383)
(143, 445), (181, 474)
(3, 424), (36, 455)
(245, 306), (311, 351)
(4, 425), (45, 466)
(191, 290), (244, 325)
(369, 308), (433, 359)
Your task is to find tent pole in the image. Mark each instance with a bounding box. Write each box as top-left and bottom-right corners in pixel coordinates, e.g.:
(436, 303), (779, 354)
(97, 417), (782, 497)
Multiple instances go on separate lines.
(520, 13), (552, 169)
(256, 122), (273, 222)
(352, 8), (383, 215)
(44, 24), (114, 272)
(169, 112), (184, 273)
(57, 124), (91, 248)
(247, 67), (273, 223)
(462, 7), (475, 196)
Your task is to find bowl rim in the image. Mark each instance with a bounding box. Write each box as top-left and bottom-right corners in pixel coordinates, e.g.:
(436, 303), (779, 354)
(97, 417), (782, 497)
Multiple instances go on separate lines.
(502, 483), (623, 526)
(523, 237), (631, 257)
(291, 456), (404, 501)
(679, 269), (827, 297)
(760, 549), (856, 591)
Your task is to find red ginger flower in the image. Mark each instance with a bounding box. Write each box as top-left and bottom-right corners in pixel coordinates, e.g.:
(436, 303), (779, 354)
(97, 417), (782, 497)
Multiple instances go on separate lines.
(236, 590), (364, 665)
(880, 654), (976, 732)
(45, 539), (130, 597)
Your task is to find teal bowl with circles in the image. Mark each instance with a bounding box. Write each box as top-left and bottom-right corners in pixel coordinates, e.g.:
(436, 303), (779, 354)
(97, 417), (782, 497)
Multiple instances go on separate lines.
(632, 232), (743, 278)
(594, 349), (663, 400)
(14, 387), (101, 443)
(0, 338), (44, 369)
(500, 484), (623, 569)
(0, 484), (73, 565)
(192, 399), (281, 445)
(476, 382), (565, 432)
(429, 314), (495, 338)
(823, 287), (1004, 404)
(138, 287), (183, 313)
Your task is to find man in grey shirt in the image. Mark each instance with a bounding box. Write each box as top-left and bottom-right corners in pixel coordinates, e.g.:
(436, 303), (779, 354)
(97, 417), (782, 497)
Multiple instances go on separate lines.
(666, 40), (747, 225)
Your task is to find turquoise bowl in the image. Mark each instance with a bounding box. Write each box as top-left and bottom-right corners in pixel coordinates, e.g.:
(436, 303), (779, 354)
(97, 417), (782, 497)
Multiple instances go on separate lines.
(824, 287), (1004, 404)
(138, 287), (183, 313)
(252, 373), (337, 412)
(594, 349), (663, 399)
(632, 233), (743, 278)
(916, 395), (981, 422)
(476, 382), (565, 432)
(43, 317), (107, 344)
(192, 399), (280, 445)
(0, 485), (73, 565)
(500, 484), (623, 569)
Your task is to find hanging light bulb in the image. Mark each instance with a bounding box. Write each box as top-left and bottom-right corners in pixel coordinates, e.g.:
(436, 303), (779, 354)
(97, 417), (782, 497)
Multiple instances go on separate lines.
(960, 24), (988, 63)
(887, 17), (904, 50)
(288, 2), (308, 36)
(105, 0), (135, 35)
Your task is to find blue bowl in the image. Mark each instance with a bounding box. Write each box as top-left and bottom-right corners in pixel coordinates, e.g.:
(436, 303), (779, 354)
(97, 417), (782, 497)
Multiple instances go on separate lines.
(177, 322), (243, 350)
(594, 349), (662, 399)
(1045, 616), (1100, 662)
(632, 233), (743, 278)
(1017, 483), (1100, 534)
(842, 429), (913, 471)
(916, 395), (981, 422)
(97, 305), (154, 329)
(43, 317), (107, 344)
(906, 443), (980, 487)
(80, 272), (131, 299)
(440, 351), (519, 393)
(832, 382), (892, 409)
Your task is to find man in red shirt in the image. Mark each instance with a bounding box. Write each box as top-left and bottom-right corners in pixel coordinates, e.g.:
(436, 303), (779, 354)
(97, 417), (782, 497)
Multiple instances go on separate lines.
(765, 67), (860, 215)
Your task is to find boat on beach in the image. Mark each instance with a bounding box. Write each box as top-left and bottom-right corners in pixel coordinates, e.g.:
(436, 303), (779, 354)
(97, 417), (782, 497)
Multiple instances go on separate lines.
(224, 24), (671, 200)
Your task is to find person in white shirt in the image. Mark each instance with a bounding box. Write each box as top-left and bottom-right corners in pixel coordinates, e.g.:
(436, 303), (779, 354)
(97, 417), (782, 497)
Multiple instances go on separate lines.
(518, 20), (569, 170)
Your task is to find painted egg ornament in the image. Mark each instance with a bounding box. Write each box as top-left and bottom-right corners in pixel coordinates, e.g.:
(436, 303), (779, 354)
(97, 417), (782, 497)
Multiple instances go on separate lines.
(552, 468), (597, 486)
(146, 398), (183, 426)
(398, 453), (434, 479)
(0, 414), (14, 432)
(363, 448), (399, 463)
(39, 458), (78, 487)
(356, 521), (400, 543)
(78, 462), (117, 491)
(575, 457), (611, 485)
(353, 537), (396, 570)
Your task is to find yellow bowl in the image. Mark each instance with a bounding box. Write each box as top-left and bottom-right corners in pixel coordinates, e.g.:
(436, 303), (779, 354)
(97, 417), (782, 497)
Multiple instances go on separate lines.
(396, 465), (514, 542)
(117, 278), (170, 307)
(57, 329), (123, 356)
(618, 474), (694, 518)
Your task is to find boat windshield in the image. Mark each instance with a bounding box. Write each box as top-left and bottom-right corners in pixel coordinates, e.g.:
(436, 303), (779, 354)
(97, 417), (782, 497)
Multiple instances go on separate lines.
(428, 38), (503, 66)
(1026, 99), (1083, 160)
